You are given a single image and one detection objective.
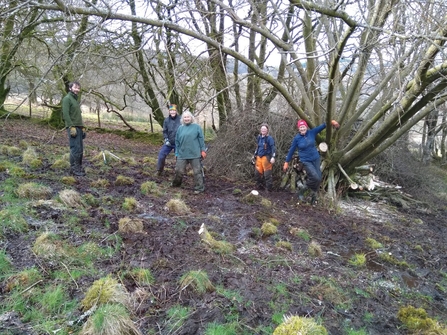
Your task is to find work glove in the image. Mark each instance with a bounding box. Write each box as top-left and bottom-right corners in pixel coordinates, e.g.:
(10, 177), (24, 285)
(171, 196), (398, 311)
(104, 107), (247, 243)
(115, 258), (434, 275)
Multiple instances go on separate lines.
(251, 156), (256, 166)
(270, 157), (275, 164)
(82, 127), (86, 139)
(164, 138), (171, 146)
(201, 151), (207, 159)
(331, 120), (340, 129)
(70, 127), (77, 138)
(283, 162), (289, 172)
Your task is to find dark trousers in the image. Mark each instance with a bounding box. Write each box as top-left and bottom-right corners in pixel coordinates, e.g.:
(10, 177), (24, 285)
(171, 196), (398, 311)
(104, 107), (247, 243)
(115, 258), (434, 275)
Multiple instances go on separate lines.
(157, 144), (175, 171)
(67, 127), (84, 171)
(302, 157), (322, 192)
(172, 158), (204, 192)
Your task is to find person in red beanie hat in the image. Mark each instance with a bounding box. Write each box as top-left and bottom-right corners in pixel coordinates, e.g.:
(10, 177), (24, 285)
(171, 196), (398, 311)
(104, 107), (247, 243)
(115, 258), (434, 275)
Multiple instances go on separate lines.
(282, 119), (339, 204)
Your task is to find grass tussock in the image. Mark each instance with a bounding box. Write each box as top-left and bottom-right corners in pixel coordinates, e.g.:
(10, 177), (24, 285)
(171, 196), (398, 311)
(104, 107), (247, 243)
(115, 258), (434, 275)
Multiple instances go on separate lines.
(122, 197), (138, 211)
(118, 217), (144, 234)
(91, 178), (110, 188)
(273, 315), (328, 335)
(397, 305), (447, 333)
(52, 158), (70, 170)
(59, 189), (84, 208)
(127, 268), (155, 286)
(165, 199), (190, 215)
(141, 181), (163, 197)
(5, 267), (42, 292)
(22, 147), (42, 168)
(276, 241), (293, 251)
(348, 253), (367, 267)
(115, 175), (135, 186)
(261, 222), (277, 236)
(16, 182), (52, 200)
(179, 270), (215, 294)
(32, 232), (67, 259)
(81, 276), (130, 311)
(198, 223), (235, 254)
(308, 241), (323, 257)
(80, 303), (142, 335)
(0, 208), (28, 236)
(1, 145), (22, 156)
(61, 176), (77, 185)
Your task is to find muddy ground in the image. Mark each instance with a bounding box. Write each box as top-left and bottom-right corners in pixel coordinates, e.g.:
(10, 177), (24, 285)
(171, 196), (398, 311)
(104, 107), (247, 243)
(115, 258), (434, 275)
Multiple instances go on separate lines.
(1, 118), (447, 334)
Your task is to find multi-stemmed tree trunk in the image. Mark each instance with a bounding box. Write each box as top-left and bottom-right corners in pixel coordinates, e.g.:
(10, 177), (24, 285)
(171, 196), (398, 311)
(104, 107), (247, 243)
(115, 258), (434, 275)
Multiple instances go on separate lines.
(2, 0), (447, 194)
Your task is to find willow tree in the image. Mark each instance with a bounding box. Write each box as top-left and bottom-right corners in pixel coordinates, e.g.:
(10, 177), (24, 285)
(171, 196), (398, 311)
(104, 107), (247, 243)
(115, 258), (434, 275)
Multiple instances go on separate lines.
(10, 0), (447, 196)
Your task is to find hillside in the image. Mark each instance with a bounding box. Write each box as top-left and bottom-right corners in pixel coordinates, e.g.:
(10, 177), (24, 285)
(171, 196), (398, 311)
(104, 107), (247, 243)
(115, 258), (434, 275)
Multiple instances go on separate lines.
(1, 118), (447, 335)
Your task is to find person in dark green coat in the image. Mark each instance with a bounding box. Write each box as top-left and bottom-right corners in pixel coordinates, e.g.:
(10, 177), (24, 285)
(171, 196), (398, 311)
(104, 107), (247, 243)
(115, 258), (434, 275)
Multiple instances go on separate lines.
(62, 81), (86, 176)
(172, 111), (207, 194)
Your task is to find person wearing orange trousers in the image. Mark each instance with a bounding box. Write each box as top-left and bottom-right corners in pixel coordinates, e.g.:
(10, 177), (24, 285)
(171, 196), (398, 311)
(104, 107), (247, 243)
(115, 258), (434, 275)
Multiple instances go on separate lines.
(253, 123), (276, 191)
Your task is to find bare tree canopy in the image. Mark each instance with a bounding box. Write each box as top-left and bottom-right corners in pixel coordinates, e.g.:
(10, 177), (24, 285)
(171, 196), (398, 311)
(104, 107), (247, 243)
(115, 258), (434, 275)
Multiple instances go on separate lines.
(1, 0), (447, 195)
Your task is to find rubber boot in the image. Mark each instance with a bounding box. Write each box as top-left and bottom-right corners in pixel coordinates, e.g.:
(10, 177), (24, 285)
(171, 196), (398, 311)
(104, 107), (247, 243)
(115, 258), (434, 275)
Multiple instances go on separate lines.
(310, 191), (318, 206)
(193, 171), (205, 194)
(254, 170), (264, 190)
(172, 173), (182, 187)
(72, 163), (86, 176)
(264, 170), (273, 192)
(297, 185), (307, 201)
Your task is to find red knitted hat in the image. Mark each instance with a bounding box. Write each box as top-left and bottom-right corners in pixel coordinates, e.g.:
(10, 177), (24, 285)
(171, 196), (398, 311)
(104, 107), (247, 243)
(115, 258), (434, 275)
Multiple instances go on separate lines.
(297, 120), (308, 128)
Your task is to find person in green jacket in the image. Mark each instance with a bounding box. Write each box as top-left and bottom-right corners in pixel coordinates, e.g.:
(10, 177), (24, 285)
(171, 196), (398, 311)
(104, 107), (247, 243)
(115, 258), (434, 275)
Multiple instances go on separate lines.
(62, 81), (86, 176)
(172, 111), (207, 194)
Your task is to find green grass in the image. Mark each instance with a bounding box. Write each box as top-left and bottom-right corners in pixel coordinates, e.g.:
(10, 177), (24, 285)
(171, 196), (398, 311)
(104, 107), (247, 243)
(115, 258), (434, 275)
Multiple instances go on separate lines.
(0, 250), (12, 278)
(205, 322), (238, 335)
(165, 304), (191, 331)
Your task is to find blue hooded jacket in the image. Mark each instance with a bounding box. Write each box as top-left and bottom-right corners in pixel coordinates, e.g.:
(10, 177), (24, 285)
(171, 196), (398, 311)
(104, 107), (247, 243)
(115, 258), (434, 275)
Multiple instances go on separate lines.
(285, 123), (326, 163)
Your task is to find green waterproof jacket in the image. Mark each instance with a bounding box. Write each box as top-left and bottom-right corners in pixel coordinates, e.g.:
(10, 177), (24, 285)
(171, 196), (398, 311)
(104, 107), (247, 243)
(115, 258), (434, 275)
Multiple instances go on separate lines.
(62, 92), (83, 128)
(175, 123), (206, 159)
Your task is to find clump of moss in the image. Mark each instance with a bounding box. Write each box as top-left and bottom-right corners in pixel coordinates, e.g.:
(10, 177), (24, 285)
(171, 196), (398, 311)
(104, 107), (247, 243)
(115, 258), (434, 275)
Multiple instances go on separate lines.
(308, 241), (323, 257)
(81, 276), (130, 311)
(118, 217), (144, 234)
(232, 188), (242, 195)
(141, 181), (163, 197)
(91, 178), (110, 188)
(16, 182), (52, 200)
(273, 315), (328, 335)
(59, 189), (84, 208)
(348, 253), (366, 267)
(165, 199), (190, 215)
(397, 305), (447, 333)
(115, 175), (135, 186)
(241, 191), (261, 204)
(261, 222), (278, 236)
(276, 241), (292, 251)
(261, 197), (272, 208)
(179, 270), (215, 294)
(3, 146), (22, 156)
(9, 166), (26, 177)
(122, 197), (138, 211)
(61, 176), (77, 185)
(365, 237), (383, 249)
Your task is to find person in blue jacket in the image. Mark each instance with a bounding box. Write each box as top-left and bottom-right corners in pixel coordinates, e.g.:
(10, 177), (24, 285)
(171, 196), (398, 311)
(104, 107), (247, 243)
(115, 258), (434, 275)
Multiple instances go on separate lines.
(253, 123), (276, 191)
(156, 104), (181, 176)
(283, 119), (339, 204)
